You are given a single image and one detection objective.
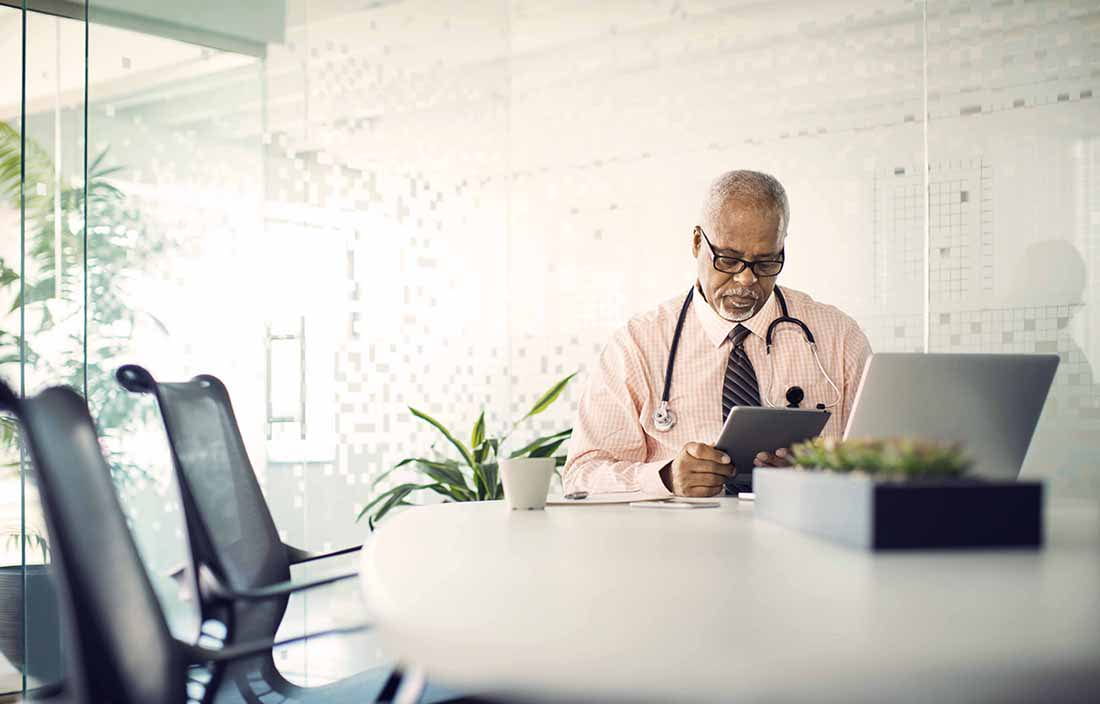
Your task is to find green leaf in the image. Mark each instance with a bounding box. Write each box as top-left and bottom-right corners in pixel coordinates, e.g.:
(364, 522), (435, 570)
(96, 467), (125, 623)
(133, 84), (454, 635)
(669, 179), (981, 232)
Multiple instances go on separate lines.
(409, 406), (477, 470)
(522, 372), (577, 420)
(409, 406), (489, 497)
(481, 461), (500, 499)
(529, 437), (567, 458)
(423, 483), (472, 502)
(371, 453), (453, 486)
(372, 457), (419, 488)
(356, 482), (438, 523)
(415, 461), (474, 500)
(0, 260), (17, 287)
(415, 459), (467, 487)
(509, 428), (572, 458)
(8, 278), (56, 313)
(359, 482), (413, 516)
(470, 410), (485, 453)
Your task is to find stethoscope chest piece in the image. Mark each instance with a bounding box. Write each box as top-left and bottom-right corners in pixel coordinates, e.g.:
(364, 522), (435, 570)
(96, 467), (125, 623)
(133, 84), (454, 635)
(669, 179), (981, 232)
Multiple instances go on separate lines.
(653, 401), (677, 432)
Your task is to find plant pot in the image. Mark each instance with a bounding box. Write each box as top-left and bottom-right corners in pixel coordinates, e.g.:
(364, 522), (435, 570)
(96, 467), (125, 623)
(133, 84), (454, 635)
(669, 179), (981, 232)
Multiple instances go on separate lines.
(754, 468), (1042, 550)
(0, 564), (62, 686)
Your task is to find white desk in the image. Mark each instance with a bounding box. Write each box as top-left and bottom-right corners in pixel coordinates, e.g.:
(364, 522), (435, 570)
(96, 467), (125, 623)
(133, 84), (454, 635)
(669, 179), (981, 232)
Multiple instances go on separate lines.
(359, 499), (1100, 703)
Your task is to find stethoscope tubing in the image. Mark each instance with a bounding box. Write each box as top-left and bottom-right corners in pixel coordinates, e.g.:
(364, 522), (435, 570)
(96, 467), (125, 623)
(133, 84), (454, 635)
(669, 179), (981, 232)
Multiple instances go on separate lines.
(654, 284), (841, 431)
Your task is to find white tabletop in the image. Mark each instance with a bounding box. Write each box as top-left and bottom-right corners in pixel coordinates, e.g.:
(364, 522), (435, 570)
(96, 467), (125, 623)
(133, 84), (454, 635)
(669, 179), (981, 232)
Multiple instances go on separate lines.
(359, 498), (1100, 703)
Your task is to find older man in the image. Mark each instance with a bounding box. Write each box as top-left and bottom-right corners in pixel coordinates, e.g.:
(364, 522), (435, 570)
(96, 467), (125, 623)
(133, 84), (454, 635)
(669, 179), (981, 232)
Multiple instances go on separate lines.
(564, 170), (872, 497)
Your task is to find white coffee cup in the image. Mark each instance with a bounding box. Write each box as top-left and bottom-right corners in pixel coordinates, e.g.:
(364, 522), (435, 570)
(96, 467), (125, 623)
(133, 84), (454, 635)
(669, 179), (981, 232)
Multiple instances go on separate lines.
(500, 457), (556, 510)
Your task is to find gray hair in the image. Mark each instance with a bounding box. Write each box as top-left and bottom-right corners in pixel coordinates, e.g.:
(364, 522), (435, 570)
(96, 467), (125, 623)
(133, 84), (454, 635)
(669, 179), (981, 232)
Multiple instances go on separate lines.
(700, 170), (789, 236)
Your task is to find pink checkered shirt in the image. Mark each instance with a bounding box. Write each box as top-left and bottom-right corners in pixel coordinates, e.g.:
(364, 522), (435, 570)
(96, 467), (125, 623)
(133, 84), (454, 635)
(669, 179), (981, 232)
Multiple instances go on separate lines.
(563, 283), (872, 496)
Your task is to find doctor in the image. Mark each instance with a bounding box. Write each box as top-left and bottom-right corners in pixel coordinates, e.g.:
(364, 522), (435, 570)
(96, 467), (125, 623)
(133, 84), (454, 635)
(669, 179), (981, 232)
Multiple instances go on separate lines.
(563, 170), (872, 497)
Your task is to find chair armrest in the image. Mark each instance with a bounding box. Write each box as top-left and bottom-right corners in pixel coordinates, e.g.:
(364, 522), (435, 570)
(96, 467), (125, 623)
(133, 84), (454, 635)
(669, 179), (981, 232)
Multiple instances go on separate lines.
(197, 563), (358, 602)
(177, 622), (369, 664)
(284, 542), (362, 565)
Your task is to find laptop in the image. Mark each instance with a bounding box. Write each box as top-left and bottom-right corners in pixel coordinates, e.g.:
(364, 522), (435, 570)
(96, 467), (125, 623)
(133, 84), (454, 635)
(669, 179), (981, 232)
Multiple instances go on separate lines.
(843, 353), (1059, 480)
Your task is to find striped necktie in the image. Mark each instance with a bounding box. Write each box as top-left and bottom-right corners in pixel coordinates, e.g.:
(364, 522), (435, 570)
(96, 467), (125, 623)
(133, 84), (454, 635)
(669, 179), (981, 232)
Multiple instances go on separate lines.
(722, 324), (761, 421)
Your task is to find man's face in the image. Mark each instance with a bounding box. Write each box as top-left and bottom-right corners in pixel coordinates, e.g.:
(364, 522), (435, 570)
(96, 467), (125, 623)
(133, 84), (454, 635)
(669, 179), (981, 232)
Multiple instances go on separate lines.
(693, 200), (785, 322)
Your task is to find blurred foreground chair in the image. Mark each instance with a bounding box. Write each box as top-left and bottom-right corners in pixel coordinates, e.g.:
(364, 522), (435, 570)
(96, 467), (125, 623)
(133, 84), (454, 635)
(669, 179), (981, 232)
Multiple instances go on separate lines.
(0, 380), (387, 704)
(116, 365), (471, 703)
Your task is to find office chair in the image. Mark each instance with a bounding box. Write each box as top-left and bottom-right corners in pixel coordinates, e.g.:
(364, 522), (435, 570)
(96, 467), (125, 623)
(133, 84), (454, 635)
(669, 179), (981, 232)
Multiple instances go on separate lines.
(0, 380), (377, 704)
(116, 364), (469, 704)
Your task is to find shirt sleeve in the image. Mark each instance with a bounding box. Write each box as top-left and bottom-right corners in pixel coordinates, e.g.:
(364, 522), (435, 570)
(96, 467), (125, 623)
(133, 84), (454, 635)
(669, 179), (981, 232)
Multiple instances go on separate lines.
(562, 326), (673, 497)
(837, 321), (873, 432)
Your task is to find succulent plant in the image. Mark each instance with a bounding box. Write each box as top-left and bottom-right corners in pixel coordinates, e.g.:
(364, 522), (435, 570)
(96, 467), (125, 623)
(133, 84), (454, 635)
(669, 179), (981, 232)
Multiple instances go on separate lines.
(790, 437), (971, 479)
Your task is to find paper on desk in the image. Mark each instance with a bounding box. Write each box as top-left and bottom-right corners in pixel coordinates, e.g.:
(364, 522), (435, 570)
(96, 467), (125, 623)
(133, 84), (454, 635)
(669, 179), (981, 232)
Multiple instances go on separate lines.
(546, 491), (669, 505)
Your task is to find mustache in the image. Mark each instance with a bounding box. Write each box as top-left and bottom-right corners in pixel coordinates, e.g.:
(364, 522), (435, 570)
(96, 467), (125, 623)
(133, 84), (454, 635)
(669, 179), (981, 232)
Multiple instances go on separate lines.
(720, 288), (760, 300)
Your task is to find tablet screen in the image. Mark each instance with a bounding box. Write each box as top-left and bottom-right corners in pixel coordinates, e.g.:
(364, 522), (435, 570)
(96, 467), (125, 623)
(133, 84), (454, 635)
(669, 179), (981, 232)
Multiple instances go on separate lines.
(714, 407), (830, 492)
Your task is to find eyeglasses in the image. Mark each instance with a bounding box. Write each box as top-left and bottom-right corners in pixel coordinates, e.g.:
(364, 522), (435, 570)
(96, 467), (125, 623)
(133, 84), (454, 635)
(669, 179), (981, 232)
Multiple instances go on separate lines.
(697, 227), (785, 277)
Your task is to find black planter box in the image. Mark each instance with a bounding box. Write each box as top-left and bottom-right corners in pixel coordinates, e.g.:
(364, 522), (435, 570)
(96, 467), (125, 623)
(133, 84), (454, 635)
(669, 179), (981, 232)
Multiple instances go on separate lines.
(753, 468), (1043, 550)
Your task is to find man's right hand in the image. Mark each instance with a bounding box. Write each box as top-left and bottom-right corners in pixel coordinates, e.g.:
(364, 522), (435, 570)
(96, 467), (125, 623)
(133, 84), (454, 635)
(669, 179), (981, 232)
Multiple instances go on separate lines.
(660, 442), (735, 497)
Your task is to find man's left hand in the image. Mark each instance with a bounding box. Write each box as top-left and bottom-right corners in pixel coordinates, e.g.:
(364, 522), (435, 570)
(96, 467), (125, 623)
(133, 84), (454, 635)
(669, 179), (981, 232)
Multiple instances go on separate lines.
(753, 447), (793, 467)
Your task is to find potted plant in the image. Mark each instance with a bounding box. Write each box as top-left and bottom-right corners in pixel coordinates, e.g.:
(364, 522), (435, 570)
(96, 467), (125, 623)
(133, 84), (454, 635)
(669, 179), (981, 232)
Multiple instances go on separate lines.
(358, 373), (576, 526)
(0, 121), (164, 691)
(753, 437), (1042, 550)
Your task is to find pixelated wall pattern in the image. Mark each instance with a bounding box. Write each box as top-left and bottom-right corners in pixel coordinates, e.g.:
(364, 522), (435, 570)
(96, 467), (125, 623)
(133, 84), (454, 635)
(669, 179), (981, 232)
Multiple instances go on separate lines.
(69, 1), (1100, 603)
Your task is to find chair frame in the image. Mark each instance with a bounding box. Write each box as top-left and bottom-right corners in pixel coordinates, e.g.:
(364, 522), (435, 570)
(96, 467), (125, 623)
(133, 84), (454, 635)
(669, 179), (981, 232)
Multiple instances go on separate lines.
(0, 380), (364, 704)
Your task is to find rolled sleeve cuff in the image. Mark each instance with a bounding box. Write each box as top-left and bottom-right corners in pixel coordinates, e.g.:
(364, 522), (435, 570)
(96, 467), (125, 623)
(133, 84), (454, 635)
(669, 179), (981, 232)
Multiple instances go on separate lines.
(637, 458), (674, 498)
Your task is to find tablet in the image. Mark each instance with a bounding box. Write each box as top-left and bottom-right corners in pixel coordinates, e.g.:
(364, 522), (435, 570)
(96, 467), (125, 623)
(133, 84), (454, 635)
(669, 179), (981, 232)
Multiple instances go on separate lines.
(714, 407), (830, 491)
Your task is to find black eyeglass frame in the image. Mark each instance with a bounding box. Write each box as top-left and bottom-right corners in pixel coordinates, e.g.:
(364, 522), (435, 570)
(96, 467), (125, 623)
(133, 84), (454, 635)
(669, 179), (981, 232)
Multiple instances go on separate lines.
(696, 226), (785, 277)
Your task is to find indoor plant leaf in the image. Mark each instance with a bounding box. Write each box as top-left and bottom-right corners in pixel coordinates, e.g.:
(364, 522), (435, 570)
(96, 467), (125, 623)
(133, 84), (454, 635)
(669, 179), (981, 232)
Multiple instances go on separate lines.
(409, 406), (477, 470)
(408, 406), (490, 499)
(529, 437), (567, 458)
(373, 457), (469, 497)
(370, 457), (420, 488)
(509, 428), (572, 458)
(470, 411), (485, 455)
(357, 482), (440, 522)
(481, 461), (499, 499)
(371, 483), (442, 523)
(521, 372), (577, 420)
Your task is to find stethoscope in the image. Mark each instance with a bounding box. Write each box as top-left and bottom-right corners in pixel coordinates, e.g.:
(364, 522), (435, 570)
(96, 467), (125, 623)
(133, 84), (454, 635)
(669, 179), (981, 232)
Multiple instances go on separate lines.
(652, 285), (841, 432)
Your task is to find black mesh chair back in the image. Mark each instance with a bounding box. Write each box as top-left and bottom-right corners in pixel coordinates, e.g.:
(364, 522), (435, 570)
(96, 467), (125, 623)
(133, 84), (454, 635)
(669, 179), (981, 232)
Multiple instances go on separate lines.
(116, 366), (291, 646)
(0, 381), (187, 704)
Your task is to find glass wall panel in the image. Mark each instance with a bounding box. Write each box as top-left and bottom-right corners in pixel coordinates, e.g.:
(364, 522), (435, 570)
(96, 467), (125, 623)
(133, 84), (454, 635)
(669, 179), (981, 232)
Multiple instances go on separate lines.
(234, 0), (928, 683)
(84, 17), (264, 641)
(0, 4), (86, 696)
(506, 0), (928, 448)
(255, 0), (928, 550)
(1, 0), (1084, 695)
(264, 0), (514, 683)
(0, 7), (24, 696)
(927, 0), (1100, 496)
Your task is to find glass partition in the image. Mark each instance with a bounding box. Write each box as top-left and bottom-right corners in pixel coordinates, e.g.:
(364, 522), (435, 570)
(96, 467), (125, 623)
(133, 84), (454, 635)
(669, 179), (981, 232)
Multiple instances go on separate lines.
(506, 0), (929, 450)
(927, 0), (1100, 496)
(83, 17), (264, 641)
(0, 5), (25, 695)
(1, 0), (1098, 698)
(0, 2), (86, 696)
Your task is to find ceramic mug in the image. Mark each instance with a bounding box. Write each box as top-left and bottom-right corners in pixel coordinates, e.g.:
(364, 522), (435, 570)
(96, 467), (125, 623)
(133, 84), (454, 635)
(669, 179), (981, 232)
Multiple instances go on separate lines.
(500, 457), (556, 510)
